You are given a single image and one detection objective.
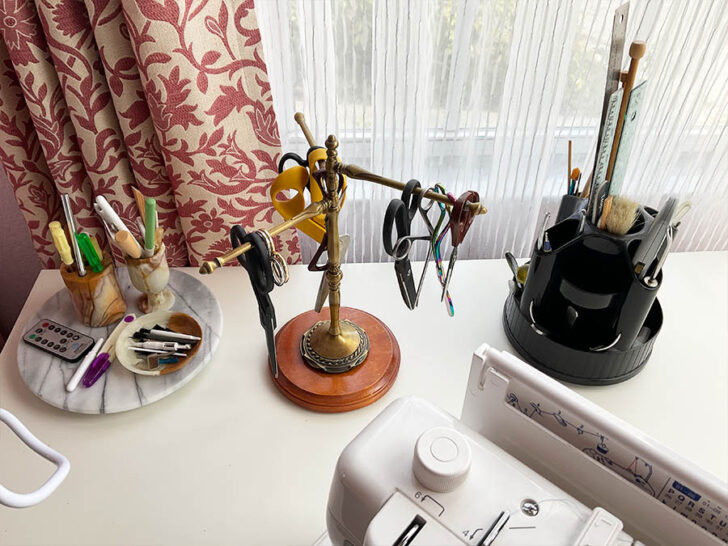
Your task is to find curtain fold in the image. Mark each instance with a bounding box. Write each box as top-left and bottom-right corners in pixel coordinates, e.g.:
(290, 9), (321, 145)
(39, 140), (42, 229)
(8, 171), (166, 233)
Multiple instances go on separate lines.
(0, 0), (300, 267)
(83, 0), (187, 262)
(258, 0), (728, 263)
(0, 0), (107, 257)
(35, 0), (142, 264)
(0, 37), (61, 267)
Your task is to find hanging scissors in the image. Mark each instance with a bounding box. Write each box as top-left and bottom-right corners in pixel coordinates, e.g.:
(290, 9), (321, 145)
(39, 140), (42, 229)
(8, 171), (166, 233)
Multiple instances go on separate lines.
(429, 185), (456, 315)
(440, 190), (479, 301)
(269, 146), (347, 243)
(230, 225), (279, 378)
(383, 180), (442, 309)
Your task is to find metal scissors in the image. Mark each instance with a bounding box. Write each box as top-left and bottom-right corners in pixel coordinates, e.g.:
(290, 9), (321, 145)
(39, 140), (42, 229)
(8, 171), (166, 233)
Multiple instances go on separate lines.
(230, 225), (279, 378)
(382, 180), (441, 309)
(309, 227), (352, 312)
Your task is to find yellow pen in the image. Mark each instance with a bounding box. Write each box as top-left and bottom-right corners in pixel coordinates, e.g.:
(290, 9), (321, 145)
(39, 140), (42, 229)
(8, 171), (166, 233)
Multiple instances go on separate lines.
(49, 221), (74, 266)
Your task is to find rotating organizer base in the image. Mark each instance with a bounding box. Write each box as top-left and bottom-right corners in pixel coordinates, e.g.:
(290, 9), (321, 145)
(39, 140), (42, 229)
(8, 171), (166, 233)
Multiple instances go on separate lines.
(503, 292), (661, 385)
(503, 197), (664, 386)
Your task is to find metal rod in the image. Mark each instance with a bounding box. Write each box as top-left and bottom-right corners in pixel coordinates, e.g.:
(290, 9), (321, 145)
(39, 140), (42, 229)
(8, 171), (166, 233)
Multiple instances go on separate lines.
(338, 163), (487, 215)
(294, 112), (317, 147)
(294, 112), (487, 215)
(198, 202), (325, 274)
(61, 194), (86, 277)
(294, 112), (326, 170)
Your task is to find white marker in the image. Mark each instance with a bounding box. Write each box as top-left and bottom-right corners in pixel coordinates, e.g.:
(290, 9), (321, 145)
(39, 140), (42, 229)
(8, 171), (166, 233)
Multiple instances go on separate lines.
(94, 196), (142, 255)
(66, 337), (104, 392)
(146, 329), (201, 342)
(131, 341), (191, 351)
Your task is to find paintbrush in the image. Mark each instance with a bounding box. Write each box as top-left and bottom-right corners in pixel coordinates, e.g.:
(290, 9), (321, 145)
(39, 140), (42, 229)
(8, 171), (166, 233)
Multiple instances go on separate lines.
(132, 187), (146, 223)
(603, 195), (638, 236)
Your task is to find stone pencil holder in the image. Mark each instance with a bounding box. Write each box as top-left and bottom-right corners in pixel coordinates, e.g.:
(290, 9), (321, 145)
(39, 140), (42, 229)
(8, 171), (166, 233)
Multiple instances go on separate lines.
(60, 254), (127, 327)
(125, 243), (175, 313)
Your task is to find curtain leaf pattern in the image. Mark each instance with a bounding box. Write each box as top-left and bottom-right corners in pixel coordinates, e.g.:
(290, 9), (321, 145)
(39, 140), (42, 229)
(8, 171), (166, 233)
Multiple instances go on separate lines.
(0, 38), (61, 267)
(0, 0), (300, 267)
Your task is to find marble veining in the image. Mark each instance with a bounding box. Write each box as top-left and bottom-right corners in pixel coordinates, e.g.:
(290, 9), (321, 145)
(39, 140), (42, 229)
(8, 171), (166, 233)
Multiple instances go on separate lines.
(60, 257), (127, 327)
(17, 269), (223, 414)
(126, 244), (174, 313)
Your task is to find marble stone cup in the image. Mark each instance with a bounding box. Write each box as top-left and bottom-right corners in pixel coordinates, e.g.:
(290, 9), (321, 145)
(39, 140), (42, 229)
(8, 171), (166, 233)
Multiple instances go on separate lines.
(60, 254), (127, 327)
(125, 243), (175, 313)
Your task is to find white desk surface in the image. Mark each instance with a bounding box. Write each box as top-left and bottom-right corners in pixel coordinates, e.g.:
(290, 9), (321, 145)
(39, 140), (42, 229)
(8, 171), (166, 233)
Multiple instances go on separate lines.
(1, 251), (726, 544)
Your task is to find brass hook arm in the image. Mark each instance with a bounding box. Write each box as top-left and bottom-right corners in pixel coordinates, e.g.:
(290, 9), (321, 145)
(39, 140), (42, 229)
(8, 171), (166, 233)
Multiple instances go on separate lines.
(199, 201), (326, 274)
(337, 162), (487, 215)
(294, 112), (487, 214)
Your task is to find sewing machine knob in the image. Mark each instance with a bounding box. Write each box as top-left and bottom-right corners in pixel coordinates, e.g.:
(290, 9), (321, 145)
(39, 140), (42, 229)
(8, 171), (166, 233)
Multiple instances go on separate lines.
(412, 427), (471, 493)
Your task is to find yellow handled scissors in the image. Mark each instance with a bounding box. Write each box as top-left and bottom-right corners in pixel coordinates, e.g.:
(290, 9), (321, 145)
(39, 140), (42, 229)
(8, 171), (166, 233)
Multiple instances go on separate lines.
(270, 147), (347, 242)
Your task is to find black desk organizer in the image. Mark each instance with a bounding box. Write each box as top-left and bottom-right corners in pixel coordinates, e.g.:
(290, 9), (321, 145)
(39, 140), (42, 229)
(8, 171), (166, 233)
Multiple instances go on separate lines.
(503, 195), (664, 385)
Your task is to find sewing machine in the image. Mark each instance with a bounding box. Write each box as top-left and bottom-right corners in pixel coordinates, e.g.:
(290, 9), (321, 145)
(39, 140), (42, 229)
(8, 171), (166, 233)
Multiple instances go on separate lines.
(323, 344), (727, 545)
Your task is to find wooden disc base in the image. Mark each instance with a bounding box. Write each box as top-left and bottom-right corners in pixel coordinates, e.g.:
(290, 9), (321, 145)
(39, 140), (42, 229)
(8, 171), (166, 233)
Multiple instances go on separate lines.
(271, 307), (400, 413)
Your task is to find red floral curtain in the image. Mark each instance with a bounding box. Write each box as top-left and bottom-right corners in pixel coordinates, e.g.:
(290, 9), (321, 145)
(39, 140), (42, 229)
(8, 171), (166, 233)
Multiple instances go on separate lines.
(0, 0), (300, 267)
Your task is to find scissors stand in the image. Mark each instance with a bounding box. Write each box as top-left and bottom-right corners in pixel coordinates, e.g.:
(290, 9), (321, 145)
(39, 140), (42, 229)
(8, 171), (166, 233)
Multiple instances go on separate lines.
(272, 307), (399, 412)
(200, 113), (486, 412)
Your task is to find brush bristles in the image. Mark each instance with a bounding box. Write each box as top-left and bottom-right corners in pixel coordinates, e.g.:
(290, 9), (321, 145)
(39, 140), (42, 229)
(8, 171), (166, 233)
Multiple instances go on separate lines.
(604, 196), (638, 236)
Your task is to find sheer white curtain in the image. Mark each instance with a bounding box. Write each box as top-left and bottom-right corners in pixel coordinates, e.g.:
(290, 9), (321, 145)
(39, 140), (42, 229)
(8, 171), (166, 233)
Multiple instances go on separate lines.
(257, 0), (728, 263)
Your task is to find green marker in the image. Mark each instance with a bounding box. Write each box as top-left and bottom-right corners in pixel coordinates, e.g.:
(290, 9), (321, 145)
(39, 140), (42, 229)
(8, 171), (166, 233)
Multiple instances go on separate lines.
(75, 233), (103, 273)
(144, 198), (156, 257)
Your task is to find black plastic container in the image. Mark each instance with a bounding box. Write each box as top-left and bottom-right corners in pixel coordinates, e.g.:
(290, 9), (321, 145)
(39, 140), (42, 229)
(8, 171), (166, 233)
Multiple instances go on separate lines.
(503, 196), (664, 385)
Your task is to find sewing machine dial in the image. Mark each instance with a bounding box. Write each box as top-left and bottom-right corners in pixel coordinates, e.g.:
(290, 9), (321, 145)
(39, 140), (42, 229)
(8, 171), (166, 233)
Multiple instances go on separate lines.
(413, 427), (472, 493)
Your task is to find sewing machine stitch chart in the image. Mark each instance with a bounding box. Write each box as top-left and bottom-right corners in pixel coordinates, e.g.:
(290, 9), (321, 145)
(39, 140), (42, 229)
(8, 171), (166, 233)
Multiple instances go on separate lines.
(506, 387), (727, 542)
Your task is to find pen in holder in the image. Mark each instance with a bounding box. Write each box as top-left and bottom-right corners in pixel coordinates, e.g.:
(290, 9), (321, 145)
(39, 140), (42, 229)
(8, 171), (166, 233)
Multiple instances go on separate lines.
(125, 243), (174, 313)
(503, 195), (664, 385)
(60, 254), (127, 327)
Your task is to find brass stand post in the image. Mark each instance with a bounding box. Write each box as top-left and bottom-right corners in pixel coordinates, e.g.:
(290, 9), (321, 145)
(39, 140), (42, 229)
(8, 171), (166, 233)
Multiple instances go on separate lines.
(299, 135), (369, 373)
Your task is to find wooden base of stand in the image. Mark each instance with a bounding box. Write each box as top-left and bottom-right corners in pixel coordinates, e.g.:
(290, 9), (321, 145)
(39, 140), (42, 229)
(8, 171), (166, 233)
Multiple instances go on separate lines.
(271, 307), (400, 412)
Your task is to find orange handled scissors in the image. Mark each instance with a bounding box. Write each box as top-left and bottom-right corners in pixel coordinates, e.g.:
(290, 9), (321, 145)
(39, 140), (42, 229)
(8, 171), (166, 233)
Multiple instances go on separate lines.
(269, 147), (347, 243)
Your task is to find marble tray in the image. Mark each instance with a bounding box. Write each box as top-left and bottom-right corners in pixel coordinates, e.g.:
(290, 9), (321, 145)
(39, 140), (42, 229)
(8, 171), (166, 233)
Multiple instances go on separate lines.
(17, 268), (222, 414)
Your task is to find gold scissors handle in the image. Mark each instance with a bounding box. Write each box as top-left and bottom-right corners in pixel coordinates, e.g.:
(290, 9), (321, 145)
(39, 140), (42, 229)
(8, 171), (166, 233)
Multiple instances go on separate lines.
(270, 145), (346, 243)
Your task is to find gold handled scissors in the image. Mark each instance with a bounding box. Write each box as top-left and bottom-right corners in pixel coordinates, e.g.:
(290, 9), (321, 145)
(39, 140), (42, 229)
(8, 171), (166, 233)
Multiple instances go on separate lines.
(269, 147), (347, 243)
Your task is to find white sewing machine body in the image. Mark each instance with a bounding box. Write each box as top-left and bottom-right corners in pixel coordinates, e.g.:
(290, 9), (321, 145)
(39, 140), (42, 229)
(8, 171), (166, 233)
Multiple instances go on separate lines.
(327, 397), (633, 545)
(325, 344), (727, 546)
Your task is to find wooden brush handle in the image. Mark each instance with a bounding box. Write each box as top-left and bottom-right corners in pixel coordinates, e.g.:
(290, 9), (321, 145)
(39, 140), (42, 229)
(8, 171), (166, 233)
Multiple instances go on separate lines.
(115, 231), (141, 259)
(132, 187), (146, 223)
(606, 41), (646, 181)
(568, 139), (572, 189)
(599, 42), (645, 228)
